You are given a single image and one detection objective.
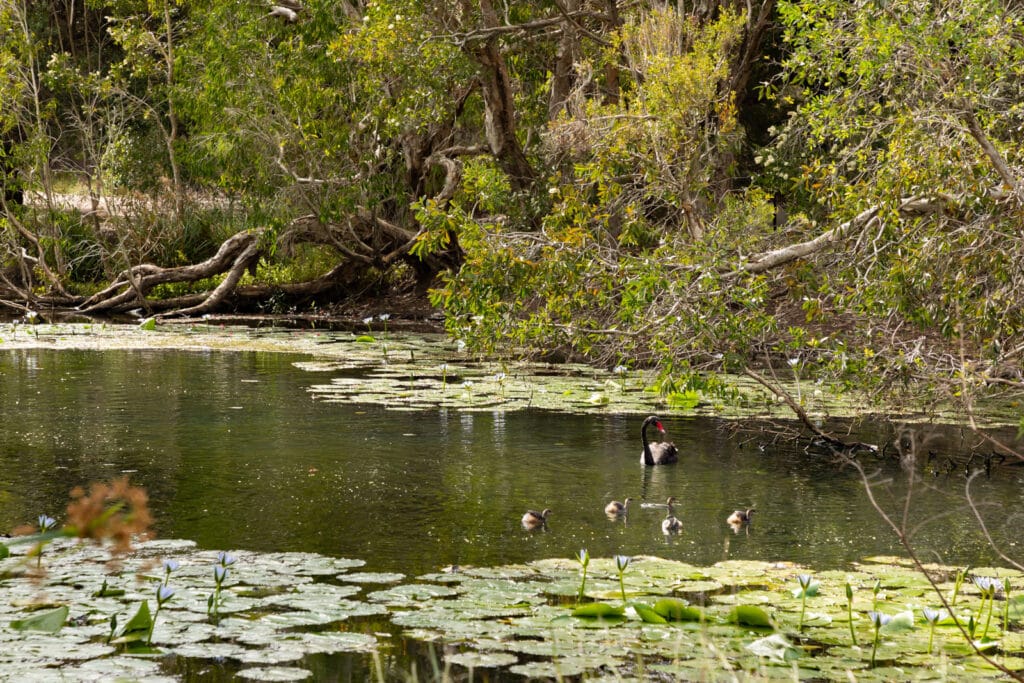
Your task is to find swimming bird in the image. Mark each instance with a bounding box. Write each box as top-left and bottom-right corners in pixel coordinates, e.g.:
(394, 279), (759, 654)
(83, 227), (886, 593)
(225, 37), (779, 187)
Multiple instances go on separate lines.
(640, 495), (679, 510)
(727, 509), (756, 525)
(521, 508), (551, 529)
(640, 416), (679, 465)
(661, 496), (682, 534)
(605, 497), (632, 516)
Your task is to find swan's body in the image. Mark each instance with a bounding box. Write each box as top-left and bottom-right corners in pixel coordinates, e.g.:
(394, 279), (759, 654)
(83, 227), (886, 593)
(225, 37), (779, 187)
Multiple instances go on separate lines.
(522, 508), (551, 528)
(605, 497), (632, 516)
(640, 416), (678, 465)
(727, 509), (756, 525)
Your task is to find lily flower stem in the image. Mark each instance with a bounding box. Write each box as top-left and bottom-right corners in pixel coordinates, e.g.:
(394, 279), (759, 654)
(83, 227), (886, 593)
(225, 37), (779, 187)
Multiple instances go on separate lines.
(847, 601), (857, 646)
(578, 565), (588, 603)
(983, 594), (995, 639)
(148, 606), (161, 646)
(618, 572), (627, 605)
(928, 623), (935, 654)
(952, 570), (965, 606)
(870, 626), (880, 668)
(799, 591), (807, 632)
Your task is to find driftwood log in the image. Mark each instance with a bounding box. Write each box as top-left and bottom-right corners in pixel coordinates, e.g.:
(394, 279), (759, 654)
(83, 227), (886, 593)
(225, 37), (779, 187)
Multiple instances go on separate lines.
(78, 230), (262, 316)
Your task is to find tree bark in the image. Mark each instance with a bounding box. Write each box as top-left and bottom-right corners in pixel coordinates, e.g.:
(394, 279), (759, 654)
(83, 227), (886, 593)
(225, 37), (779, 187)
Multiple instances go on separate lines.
(548, 0), (580, 120)
(467, 0), (536, 191)
(79, 230), (262, 313)
(731, 195), (947, 276)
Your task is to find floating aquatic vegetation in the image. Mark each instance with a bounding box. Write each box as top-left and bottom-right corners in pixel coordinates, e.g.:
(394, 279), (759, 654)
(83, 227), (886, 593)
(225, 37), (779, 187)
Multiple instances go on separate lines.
(2, 323), (1019, 424)
(380, 555), (1024, 680)
(0, 539), (383, 679)
(574, 548), (590, 602)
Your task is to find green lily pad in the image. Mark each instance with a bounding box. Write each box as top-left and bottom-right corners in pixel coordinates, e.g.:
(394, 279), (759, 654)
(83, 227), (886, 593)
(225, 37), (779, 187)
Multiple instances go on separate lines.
(653, 598), (702, 622)
(337, 572), (404, 584)
(746, 633), (802, 663)
(445, 650), (519, 668)
(368, 583), (460, 606)
(10, 605), (69, 633)
(727, 605), (775, 628)
(572, 602), (625, 618)
(630, 603), (669, 624)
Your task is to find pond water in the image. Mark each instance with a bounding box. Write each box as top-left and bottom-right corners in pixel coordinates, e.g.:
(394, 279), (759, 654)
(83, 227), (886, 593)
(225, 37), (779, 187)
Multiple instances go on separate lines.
(0, 346), (1020, 579)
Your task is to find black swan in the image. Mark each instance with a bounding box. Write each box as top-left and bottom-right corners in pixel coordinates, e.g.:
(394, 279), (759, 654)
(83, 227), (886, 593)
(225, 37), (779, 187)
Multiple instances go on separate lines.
(727, 509), (756, 525)
(521, 508), (551, 528)
(605, 497), (633, 516)
(640, 415), (678, 465)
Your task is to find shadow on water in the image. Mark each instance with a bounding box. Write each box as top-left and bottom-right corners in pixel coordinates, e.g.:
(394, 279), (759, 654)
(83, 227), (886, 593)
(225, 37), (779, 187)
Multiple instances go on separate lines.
(1, 347), (1022, 679)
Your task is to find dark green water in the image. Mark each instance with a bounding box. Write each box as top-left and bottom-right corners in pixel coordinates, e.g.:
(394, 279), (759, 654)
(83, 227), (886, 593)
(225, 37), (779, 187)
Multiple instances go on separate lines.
(0, 348), (1020, 578)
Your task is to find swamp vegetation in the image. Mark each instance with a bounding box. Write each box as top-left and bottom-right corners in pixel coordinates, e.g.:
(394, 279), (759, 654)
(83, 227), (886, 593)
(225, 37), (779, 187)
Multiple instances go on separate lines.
(2, 0), (1024, 678)
(0, 0), (1022, 426)
(0, 326), (1023, 679)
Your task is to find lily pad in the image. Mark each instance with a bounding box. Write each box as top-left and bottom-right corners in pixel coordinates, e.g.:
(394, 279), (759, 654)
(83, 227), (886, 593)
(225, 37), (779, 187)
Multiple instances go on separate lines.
(445, 650), (519, 668)
(746, 633), (802, 663)
(572, 602), (625, 618)
(653, 598), (703, 622)
(9, 605), (69, 633)
(727, 605), (775, 628)
(237, 666), (312, 681)
(630, 602), (669, 624)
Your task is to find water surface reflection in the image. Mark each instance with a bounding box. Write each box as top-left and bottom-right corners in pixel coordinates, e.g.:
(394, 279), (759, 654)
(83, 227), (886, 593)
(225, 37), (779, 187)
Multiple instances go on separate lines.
(0, 348), (1019, 576)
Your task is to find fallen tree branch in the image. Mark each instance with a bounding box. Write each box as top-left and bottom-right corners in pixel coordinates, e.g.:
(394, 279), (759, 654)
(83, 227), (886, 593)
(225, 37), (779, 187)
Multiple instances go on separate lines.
(160, 239), (260, 318)
(961, 109), (1023, 198)
(78, 231), (262, 314)
(731, 195), (948, 277)
(743, 367), (879, 454)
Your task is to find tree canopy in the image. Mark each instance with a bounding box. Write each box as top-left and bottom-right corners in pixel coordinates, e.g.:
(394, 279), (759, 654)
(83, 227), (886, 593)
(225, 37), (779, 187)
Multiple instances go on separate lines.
(1, 0), (1022, 420)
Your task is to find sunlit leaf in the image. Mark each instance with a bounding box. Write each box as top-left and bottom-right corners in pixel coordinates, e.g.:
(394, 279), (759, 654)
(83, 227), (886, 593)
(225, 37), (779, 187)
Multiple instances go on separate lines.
(10, 605), (69, 633)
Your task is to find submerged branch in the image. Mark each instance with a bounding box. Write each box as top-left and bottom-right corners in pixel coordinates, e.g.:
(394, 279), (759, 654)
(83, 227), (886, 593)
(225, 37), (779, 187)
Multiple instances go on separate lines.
(742, 367), (879, 455)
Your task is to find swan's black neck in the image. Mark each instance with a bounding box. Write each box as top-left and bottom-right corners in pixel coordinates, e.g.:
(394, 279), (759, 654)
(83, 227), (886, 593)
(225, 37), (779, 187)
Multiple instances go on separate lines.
(641, 417), (657, 466)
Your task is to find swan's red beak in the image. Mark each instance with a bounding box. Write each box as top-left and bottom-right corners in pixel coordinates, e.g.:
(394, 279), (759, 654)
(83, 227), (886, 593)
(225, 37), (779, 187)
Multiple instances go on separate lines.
(655, 421), (666, 433)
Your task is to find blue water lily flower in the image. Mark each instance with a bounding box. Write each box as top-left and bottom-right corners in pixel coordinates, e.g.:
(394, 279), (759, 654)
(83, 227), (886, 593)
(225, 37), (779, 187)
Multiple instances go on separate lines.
(973, 576), (998, 597)
(214, 564), (229, 584)
(156, 585), (175, 605)
(162, 559), (180, 585)
(868, 611), (892, 627)
(614, 555), (631, 572)
(217, 551), (237, 567)
(922, 607), (948, 624)
(37, 515), (56, 532)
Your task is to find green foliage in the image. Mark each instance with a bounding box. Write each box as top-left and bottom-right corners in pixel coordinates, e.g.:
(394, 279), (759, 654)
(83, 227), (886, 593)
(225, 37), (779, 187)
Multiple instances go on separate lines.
(111, 600), (153, 645)
(727, 604), (775, 628)
(571, 602), (625, 619)
(2, 0), (1023, 416)
(10, 606), (69, 633)
(771, 0), (1024, 362)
